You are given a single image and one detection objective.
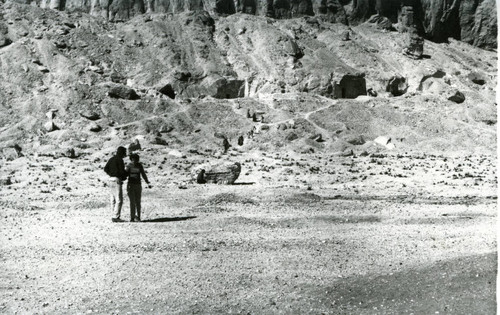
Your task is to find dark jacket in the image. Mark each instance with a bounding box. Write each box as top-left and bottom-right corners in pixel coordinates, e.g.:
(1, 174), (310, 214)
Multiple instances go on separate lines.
(104, 155), (127, 180)
(125, 162), (149, 185)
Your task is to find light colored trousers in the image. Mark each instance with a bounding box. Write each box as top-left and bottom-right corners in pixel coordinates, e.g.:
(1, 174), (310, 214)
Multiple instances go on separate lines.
(127, 184), (142, 220)
(110, 178), (124, 219)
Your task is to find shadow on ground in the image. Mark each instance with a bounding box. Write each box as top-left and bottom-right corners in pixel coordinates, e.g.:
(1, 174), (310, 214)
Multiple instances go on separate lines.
(142, 216), (197, 223)
(304, 252), (497, 314)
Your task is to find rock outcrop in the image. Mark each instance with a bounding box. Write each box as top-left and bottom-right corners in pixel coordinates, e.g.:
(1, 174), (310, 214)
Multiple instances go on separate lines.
(7, 0), (496, 50)
(333, 73), (367, 99)
(349, 0), (496, 50)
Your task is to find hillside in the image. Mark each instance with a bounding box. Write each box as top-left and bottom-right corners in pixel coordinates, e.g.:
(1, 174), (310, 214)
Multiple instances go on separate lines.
(0, 2), (497, 159)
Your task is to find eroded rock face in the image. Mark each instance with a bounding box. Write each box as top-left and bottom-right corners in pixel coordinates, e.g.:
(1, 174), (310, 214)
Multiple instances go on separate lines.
(8, 0), (496, 49)
(403, 30), (424, 59)
(334, 73), (367, 99)
(350, 0), (496, 50)
(317, 0), (348, 23)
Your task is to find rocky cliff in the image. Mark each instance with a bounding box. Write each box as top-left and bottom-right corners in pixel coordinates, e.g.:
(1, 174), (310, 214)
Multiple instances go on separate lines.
(4, 0), (496, 49)
(350, 0), (497, 50)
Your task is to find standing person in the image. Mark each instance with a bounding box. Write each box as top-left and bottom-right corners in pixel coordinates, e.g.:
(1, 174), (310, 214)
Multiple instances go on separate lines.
(222, 138), (231, 154)
(125, 153), (151, 222)
(104, 146), (128, 223)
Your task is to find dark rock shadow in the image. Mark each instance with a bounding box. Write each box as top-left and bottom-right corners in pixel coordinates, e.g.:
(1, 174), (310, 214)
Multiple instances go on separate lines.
(142, 216), (197, 223)
(232, 182), (255, 185)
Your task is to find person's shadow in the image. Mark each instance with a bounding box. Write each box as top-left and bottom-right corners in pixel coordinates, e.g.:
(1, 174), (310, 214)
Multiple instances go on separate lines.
(142, 216), (197, 223)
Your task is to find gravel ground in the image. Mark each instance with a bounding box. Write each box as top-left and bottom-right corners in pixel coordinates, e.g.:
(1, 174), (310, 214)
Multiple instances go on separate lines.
(0, 151), (497, 314)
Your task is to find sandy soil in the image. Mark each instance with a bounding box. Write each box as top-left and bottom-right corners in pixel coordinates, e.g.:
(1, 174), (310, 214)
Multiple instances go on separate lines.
(0, 150), (496, 314)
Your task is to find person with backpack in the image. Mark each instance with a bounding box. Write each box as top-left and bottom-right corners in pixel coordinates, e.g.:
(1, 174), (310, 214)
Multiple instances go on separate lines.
(125, 153), (151, 222)
(104, 146), (128, 222)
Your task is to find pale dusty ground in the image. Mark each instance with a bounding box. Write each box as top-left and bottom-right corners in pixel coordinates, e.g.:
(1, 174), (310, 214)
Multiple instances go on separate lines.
(0, 149), (496, 314)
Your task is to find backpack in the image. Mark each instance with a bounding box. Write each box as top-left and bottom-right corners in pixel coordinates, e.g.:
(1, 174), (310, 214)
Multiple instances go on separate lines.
(104, 158), (114, 176)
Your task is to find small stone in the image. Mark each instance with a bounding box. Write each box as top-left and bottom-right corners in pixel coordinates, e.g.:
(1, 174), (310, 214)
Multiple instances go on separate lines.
(447, 91), (465, 104)
(44, 121), (59, 132)
(88, 123), (102, 132)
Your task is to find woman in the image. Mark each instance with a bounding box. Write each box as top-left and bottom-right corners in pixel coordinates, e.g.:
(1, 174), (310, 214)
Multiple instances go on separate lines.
(125, 153), (151, 222)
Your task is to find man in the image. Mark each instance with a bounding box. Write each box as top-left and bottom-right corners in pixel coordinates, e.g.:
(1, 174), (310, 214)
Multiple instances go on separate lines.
(104, 146), (128, 222)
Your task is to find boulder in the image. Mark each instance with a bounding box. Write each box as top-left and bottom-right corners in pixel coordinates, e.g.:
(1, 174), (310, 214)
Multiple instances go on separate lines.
(46, 109), (57, 119)
(88, 122), (102, 132)
(192, 161), (241, 184)
(346, 135), (365, 145)
(158, 83), (176, 99)
(341, 148), (354, 156)
(286, 132), (299, 141)
(284, 38), (303, 59)
(38, 66), (50, 73)
(447, 91), (465, 104)
(367, 14), (393, 30)
(0, 32), (11, 48)
(467, 72), (487, 85)
(374, 136), (395, 150)
(107, 83), (140, 100)
(403, 30), (424, 59)
(159, 125), (174, 133)
(0, 177), (12, 185)
(386, 76), (408, 96)
(278, 123), (289, 130)
(44, 121), (59, 132)
(63, 147), (76, 158)
(168, 150), (185, 158)
(80, 112), (100, 120)
(214, 132), (227, 139)
(151, 137), (168, 145)
(367, 88), (377, 97)
(310, 133), (324, 142)
(128, 139), (141, 152)
(341, 30), (350, 41)
(1, 147), (20, 161)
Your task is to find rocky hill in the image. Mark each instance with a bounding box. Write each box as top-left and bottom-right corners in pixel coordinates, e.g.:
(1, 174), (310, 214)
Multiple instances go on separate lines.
(0, 0), (497, 160)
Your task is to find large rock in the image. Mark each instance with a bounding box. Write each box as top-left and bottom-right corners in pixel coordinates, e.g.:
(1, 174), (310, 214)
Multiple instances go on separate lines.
(1, 147), (20, 161)
(374, 136), (395, 150)
(367, 14), (393, 30)
(106, 83), (140, 100)
(333, 73), (367, 99)
(0, 22), (11, 48)
(447, 90), (465, 103)
(403, 30), (424, 59)
(192, 161), (241, 184)
(317, 0), (348, 23)
(386, 76), (408, 96)
(204, 76), (245, 99)
(44, 121), (59, 132)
